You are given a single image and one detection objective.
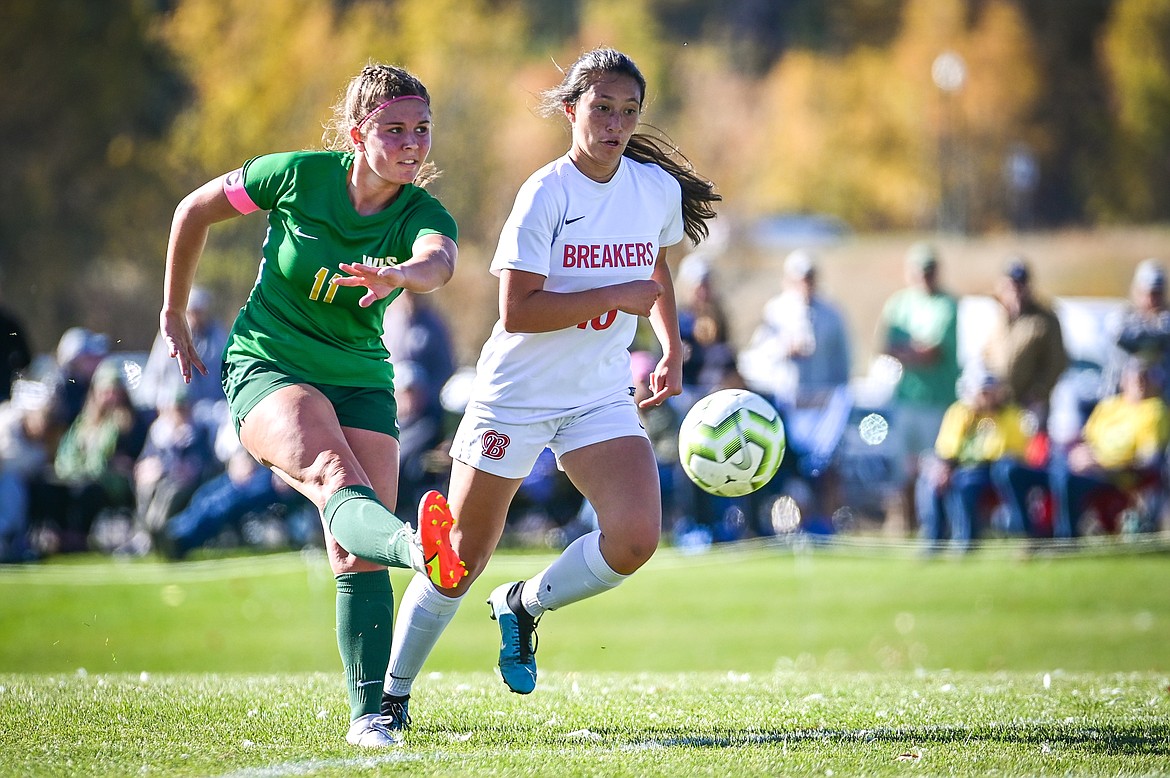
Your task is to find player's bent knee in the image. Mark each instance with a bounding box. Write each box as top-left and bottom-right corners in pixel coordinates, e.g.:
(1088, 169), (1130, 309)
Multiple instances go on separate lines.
(307, 449), (352, 496)
(445, 549), (491, 589)
(629, 538), (659, 568)
(605, 535), (659, 575)
(438, 573), (478, 598)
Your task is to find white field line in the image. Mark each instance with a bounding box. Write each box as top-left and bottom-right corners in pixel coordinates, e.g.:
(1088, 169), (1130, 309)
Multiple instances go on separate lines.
(215, 751), (439, 777)
(214, 717), (1127, 777)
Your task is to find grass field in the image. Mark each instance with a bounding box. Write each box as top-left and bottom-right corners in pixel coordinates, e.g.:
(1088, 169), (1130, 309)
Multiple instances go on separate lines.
(3, 540), (1169, 776)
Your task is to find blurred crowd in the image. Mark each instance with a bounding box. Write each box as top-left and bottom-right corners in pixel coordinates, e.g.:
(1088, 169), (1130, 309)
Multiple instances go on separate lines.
(2, 247), (1168, 563)
(661, 246), (1170, 552)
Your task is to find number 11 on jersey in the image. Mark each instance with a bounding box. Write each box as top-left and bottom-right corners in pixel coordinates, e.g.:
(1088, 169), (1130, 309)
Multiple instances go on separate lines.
(309, 267), (342, 303)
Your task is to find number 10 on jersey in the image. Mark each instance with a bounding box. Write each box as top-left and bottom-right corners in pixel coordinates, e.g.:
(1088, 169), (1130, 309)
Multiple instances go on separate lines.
(577, 309), (617, 331)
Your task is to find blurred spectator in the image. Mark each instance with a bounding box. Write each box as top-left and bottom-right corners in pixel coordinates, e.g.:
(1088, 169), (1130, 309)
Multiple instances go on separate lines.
(381, 296), (459, 523)
(505, 447), (586, 544)
(45, 327), (109, 434)
(126, 383), (218, 554)
(1109, 258), (1170, 402)
(738, 249), (852, 532)
(32, 358), (149, 553)
(382, 290), (456, 408)
(916, 368), (1031, 553)
(676, 255), (737, 396)
(0, 382), (52, 562)
(739, 249), (851, 407)
(140, 286), (228, 421)
(0, 278), (32, 404)
(877, 242), (960, 529)
(631, 350), (686, 530)
(394, 361), (448, 524)
(156, 422), (310, 560)
(1048, 356), (1170, 537)
(982, 256), (1068, 434)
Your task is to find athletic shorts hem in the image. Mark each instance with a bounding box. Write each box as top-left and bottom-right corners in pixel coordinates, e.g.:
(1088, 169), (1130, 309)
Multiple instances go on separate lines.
(222, 356), (400, 438)
(449, 397), (647, 479)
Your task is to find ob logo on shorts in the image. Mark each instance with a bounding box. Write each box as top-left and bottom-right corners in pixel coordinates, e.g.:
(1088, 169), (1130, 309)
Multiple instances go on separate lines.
(481, 430), (510, 460)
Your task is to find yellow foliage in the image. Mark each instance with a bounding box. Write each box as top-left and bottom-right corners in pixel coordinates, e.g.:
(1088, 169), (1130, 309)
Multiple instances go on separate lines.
(1103, 0), (1170, 137)
(159, 0), (356, 172)
(366, 0), (532, 239)
(722, 0), (1043, 231)
(1097, 0), (1170, 219)
(576, 0), (666, 97)
(148, 0), (1143, 237)
(159, 0), (537, 241)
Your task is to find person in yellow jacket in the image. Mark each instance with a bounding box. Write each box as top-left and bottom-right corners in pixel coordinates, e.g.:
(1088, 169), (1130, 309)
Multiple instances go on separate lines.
(1048, 356), (1170, 536)
(915, 367), (1031, 552)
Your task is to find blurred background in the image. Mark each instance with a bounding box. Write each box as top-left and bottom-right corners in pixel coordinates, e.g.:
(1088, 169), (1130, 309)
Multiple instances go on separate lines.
(2, 0), (1168, 365)
(4, 0), (1170, 561)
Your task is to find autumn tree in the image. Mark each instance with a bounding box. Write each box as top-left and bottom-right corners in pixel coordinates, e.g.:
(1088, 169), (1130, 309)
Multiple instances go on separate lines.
(714, 0), (1042, 232)
(1095, 0), (1170, 221)
(0, 0), (182, 348)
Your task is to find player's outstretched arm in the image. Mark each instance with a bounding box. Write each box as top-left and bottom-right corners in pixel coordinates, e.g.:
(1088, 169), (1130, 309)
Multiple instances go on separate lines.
(162, 174), (241, 383)
(335, 234), (457, 307)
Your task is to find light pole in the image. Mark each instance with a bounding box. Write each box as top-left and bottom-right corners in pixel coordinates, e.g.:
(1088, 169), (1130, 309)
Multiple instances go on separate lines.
(932, 51), (967, 234)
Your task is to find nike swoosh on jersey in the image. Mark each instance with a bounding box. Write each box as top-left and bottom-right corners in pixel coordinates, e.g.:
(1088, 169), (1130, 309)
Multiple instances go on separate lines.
(291, 226), (319, 240)
(565, 215), (586, 225)
(356, 680), (383, 687)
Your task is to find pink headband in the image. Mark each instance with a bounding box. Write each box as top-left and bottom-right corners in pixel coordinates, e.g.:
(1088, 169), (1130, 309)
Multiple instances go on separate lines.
(356, 95), (429, 130)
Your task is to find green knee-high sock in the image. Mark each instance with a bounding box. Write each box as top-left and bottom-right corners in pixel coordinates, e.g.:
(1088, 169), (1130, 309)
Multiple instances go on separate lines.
(336, 571), (394, 720)
(324, 485), (413, 568)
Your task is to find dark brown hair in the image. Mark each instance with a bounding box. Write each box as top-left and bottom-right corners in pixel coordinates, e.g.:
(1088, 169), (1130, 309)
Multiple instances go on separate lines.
(539, 48), (720, 245)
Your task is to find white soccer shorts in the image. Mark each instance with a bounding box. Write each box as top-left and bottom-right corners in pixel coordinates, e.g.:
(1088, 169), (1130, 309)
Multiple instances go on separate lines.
(450, 397), (648, 479)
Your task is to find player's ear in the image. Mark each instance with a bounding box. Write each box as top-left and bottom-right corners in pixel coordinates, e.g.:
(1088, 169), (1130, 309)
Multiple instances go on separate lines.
(349, 126), (364, 148)
(564, 101), (576, 123)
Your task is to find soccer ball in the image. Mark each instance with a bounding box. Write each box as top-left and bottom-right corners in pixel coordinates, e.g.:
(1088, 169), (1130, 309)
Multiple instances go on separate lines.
(677, 389), (785, 497)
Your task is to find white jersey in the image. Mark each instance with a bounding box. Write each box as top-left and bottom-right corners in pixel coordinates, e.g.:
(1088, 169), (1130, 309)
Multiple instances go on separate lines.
(469, 154), (684, 422)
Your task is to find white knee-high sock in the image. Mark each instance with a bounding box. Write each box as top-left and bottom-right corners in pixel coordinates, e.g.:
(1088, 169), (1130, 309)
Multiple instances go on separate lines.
(385, 575), (463, 697)
(521, 530), (628, 616)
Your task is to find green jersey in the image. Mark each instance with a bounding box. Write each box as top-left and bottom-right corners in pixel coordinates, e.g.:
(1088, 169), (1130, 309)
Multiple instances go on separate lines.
(881, 286), (959, 407)
(225, 150), (457, 387)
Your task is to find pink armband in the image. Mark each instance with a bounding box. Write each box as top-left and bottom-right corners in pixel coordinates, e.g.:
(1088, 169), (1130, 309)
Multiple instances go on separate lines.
(223, 168), (260, 214)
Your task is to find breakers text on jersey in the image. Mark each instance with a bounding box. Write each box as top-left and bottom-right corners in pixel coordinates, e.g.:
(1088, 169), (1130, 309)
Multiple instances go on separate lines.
(562, 241), (656, 269)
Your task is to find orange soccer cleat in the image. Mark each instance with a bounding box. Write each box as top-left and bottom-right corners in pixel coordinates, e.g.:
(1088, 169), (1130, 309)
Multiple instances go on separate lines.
(416, 490), (468, 588)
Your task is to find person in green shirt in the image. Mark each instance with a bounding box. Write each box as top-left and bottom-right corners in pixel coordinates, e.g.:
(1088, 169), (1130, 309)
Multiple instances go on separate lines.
(51, 358), (146, 552)
(160, 63), (465, 748)
(878, 242), (960, 532)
